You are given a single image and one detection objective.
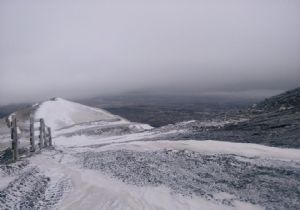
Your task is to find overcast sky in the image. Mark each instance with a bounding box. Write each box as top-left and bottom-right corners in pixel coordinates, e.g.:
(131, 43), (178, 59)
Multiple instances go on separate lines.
(1, 0), (300, 105)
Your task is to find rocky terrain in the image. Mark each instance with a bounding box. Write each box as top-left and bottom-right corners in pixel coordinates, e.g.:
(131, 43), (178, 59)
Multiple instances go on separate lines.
(157, 88), (300, 148)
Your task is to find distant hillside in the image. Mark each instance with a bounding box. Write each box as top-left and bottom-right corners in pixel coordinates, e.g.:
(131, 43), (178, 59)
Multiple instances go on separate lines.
(257, 87), (300, 111)
(0, 103), (31, 118)
(177, 86), (300, 148)
(79, 94), (258, 127)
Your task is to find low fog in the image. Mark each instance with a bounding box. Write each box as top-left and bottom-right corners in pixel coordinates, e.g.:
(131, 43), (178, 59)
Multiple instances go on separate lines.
(1, 0), (300, 105)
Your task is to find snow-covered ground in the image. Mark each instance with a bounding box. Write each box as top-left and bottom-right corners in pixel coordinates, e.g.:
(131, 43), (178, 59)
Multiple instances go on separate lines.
(1, 98), (299, 210)
(29, 151), (263, 210)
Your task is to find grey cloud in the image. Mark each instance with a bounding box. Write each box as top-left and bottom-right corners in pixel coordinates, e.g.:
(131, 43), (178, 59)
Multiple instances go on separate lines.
(1, 0), (300, 104)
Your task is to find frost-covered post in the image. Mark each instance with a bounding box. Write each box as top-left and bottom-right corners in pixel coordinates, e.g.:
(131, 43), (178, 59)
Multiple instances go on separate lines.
(44, 126), (48, 147)
(48, 127), (52, 146)
(6, 117), (11, 128)
(11, 115), (18, 162)
(30, 115), (35, 152)
(39, 118), (45, 148)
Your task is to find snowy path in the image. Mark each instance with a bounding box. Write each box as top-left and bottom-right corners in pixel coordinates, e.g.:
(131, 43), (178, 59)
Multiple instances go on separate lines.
(4, 134), (293, 210)
(1, 136), (300, 209)
(28, 146), (264, 210)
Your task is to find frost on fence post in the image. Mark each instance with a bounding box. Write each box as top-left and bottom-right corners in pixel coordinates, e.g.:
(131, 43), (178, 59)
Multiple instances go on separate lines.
(6, 116), (12, 128)
(30, 115), (35, 152)
(39, 118), (45, 149)
(44, 126), (48, 147)
(48, 127), (52, 147)
(11, 115), (18, 162)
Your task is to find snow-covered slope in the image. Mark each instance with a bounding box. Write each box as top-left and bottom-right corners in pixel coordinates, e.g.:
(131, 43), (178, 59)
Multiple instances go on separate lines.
(35, 98), (125, 130)
(34, 98), (152, 139)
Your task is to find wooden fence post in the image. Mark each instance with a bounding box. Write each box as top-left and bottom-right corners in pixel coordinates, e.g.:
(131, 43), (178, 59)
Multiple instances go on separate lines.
(39, 118), (45, 148)
(6, 117), (11, 128)
(11, 115), (18, 162)
(48, 127), (52, 146)
(30, 115), (35, 152)
(44, 126), (48, 147)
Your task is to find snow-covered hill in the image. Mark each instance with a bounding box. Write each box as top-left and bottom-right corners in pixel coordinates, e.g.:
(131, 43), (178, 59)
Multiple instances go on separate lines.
(35, 98), (152, 133)
(0, 98), (152, 150)
(35, 98), (125, 130)
(0, 97), (300, 210)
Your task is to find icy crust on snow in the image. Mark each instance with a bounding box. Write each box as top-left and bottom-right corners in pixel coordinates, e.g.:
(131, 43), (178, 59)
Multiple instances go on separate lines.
(54, 120), (152, 138)
(102, 140), (300, 162)
(79, 149), (300, 210)
(36, 150), (262, 210)
(53, 129), (182, 148)
(56, 133), (300, 162)
(34, 98), (125, 130)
